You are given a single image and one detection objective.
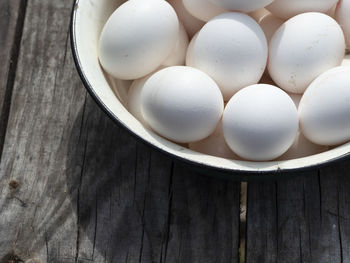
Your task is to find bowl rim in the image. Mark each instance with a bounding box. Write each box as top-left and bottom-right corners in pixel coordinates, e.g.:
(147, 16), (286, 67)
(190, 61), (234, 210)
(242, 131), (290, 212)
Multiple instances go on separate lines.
(69, 0), (350, 178)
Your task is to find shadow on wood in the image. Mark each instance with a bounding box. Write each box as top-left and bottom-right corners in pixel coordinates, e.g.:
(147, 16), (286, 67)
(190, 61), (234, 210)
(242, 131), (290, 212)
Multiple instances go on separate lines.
(64, 96), (241, 262)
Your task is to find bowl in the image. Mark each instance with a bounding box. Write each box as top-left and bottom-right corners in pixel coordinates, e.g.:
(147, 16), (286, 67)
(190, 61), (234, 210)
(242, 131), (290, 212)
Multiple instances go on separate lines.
(70, 0), (350, 180)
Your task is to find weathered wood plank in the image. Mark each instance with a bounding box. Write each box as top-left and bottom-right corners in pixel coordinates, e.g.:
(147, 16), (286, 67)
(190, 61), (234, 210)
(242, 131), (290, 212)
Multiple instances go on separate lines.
(0, 0), (85, 261)
(246, 162), (350, 263)
(65, 97), (241, 263)
(0, 0), (27, 155)
(245, 181), (277, 262)
(0, 0), (241, 262)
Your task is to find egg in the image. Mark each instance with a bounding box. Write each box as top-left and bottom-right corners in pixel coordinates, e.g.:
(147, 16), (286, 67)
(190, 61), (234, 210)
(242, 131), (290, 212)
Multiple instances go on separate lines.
(249, 8), (270, 22)
(186, 12), (268, 101)
(279, 132), (328, 160)
(259, 74), (276, 85)
(189, 121), (239, 159)
(167, 0), (205, 37)
(341, 55), (350, 66)
(183, 0), (228, 22)
(288, 93), (301, 108)
(141, 66), (224, 143)
(268, 12), (345, 94)
(299, 67), (350, 146)
(185, 32), (198, 66)
(258, 13), (284, 43)
(127, 76), (153, 129)
(327, 3), (338, 18)
(128, 66), (167, 127)
(335, 0), (350, 49)
(266, 0), (338, 19)
(222, 84), (298, 161)
(99, 0), (179, 80)
(210, 0), (274, 12)
(278, 93), (327, 160)
(162, 23), (189, 66)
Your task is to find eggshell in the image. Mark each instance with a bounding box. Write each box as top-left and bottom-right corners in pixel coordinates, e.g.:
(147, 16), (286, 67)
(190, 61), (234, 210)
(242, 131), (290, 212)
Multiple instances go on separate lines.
(268, 12), (345, 94)
(299, 67), (350, 146)
(210, 0), (274, 12)
(335, 0), (350, 49)
(259, 74), (276, 85)
(99, 0), (179, 80)
(258, 13), (284, 43)
(189, 121), (239, 159)
(128, 66), (168, 127)
(183, 0), (228, 22)
(289, 93), (302, 108)
(186, 12), (268, 101)
(341, 55), (350, 66)
(222, 84), (298, 161)
(327, 3), (338, 17)
(127, 77), (152, 128)
(167, 0), (205, 37)
(278, 93), (327, 160)
(162, 23), (189, 66)
(185, 32), (198, 66)
(141, 66), (224, 143)
(249, 8), (270, 22)
(266, 0), (338, 19)
(279, 132), (328, 160)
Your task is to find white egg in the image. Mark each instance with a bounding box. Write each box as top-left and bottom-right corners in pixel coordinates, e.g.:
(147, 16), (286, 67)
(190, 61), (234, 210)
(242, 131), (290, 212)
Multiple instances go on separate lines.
(141, 66), (224, 143)
(327, 3), (338, 18)
(336, 0), (350, 49)
(266, 0), (338, 19)
(279, 132), (328, 160)
(99, 0), (179, 80)
(189, 121), (239, 159)
(258, 13), (284, 43)
(167, 0), (205, 37)
(210, 0), (274, 12)
(268, 12), (345, 94)
(277, 93), (327, 160)
(222, 84), (298, 161)
(127, 77), (152, 128)
(162, 23), (189, 66)
(183, 0), (228, 22)
(259, 74), (276, 85)
(341, 55), (350, 66)
(299, 67), (350, 146)
(249, 8), (270, 22)
(289, 93), (302, 109)
(186, 12), (268, 101)
(185, 32), (199, 66)
(128, 66), (167, 127)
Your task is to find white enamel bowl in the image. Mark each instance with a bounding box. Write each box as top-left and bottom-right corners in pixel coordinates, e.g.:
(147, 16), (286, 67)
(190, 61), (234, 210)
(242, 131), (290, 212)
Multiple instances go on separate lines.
(70, 0), (350, 179)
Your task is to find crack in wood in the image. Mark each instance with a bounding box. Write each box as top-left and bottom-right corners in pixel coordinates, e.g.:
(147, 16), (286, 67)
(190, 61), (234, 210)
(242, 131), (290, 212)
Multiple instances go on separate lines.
(159, 161), (174, 263)
(0, 0), (28, 162)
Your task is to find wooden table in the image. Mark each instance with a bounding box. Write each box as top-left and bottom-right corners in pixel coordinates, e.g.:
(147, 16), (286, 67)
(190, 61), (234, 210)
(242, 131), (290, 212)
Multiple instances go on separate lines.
(1, 1), (350, 262)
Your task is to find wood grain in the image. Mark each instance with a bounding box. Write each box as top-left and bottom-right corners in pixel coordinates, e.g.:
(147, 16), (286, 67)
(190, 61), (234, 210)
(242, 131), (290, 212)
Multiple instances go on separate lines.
(0, 0), (84, 260)
(0, 0), (241, 262)
(65, 98), (241, 262)
(2, 0), (350, 262)
(0, 0), (27, 156)
(246, 162), (350, 263)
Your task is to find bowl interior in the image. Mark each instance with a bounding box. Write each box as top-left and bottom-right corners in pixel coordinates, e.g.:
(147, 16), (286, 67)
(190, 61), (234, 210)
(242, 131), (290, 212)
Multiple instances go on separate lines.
(72, 0), (350, 176)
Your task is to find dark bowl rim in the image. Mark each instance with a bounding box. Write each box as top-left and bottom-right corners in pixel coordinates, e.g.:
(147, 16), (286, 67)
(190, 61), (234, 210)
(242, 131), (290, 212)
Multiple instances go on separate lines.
(69, 0), (350, 180)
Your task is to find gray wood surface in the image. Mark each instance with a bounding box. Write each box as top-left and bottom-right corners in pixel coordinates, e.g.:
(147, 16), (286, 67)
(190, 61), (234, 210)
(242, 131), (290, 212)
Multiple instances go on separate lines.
(246, 163), (350, 263)
(0, 1), (241, 262)
(0, 0), (26, 155)
(1, 0), (350, 262)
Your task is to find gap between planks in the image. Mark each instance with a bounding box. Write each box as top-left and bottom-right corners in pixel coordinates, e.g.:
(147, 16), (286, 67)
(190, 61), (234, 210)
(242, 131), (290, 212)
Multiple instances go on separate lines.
(240, 182), (247, 263)
(0, 0), (27, 161)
